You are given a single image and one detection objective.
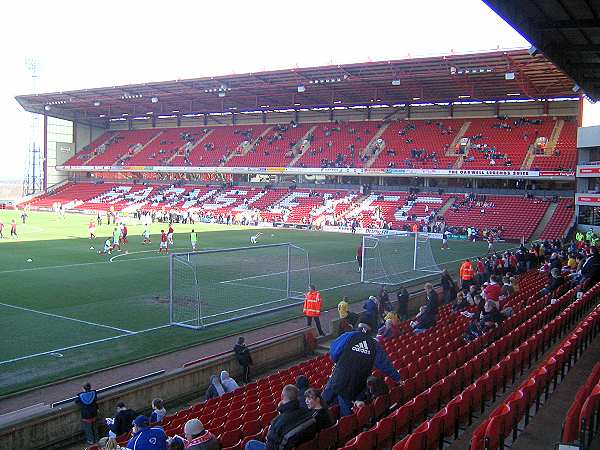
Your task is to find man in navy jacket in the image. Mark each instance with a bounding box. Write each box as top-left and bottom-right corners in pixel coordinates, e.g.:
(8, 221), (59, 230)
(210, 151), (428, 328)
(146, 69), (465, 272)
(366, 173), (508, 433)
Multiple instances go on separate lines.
(322, 317), (401, 416)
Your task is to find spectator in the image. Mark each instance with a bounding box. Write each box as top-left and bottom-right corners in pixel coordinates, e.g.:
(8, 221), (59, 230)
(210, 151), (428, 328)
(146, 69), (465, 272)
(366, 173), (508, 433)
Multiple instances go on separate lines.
(107, 402), (137, 438)
(377, 319), (400, 340)
(396, 286), (410, 321)
(581, 246), (600, 287)
(295, 375), (310, 408)
(440, 269), (457, 303)
(481, 300), (505, 328)
(177, 418), (219, 450)
(304, 388), (333, 431)
(322, 317), (401, 416)
(500, 276), (514, 299)
(245, 385), (316, 450)
(425, 283), (439, 315)
(167, 436), (185, 450)
(150, 398), (166, 424)
(362, 295), (380, 330)
(452, 291), (469, 312)
(354, 375), (390, 408)
(205, 375), (225, 399)
(126, 415), (167, 450)
(410, 305), (436, 333)
(540, 268), (563, 295)
(233, 337), (253, 384)
(483, 275), (502, 307)
(97, 437), (120, 450)
(337, 297), (359, 335)
(220, 371), (239, 392)
(303, 285), (325, 336)
(378, 286), (392, 315)
(75, 382), (99, 445)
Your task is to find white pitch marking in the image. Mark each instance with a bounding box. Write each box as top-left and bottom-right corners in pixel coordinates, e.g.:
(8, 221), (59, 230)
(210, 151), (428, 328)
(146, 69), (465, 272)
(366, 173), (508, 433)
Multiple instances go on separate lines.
(0, 302), (133, 334)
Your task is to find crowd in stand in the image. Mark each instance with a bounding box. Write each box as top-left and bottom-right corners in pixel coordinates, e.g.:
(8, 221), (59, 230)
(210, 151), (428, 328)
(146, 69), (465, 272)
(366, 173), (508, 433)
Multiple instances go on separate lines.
(75, 230), (600, 450)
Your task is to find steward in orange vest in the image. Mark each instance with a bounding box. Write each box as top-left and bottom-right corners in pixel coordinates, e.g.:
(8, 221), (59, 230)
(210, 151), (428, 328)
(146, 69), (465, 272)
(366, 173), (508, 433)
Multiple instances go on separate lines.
(459, 259), (475, 289)
(304, 285), (325, 336)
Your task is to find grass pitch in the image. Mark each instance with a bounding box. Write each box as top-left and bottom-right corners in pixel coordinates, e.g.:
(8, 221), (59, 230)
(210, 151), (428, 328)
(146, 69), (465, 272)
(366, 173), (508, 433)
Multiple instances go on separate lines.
(0, 210), (513, 396)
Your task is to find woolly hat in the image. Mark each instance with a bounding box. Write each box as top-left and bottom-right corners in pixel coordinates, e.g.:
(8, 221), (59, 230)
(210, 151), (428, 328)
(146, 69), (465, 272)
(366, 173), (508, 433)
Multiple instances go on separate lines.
(184, 418), (204, 436)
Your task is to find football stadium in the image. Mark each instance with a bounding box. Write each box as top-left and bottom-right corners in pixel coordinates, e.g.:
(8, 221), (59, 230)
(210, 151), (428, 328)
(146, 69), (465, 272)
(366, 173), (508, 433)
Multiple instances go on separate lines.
(2, 1), (600, 449)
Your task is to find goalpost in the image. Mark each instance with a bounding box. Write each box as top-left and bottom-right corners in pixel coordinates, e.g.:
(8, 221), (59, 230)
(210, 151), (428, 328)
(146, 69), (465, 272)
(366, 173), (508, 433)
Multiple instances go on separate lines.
(361, 231), (442, 285)
(169, 243), (310, 329)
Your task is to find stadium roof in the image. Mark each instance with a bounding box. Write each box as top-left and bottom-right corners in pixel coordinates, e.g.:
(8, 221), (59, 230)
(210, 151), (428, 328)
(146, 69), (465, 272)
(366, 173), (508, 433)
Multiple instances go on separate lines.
(16, 48), (579, 127)
(483, 0), (600, 101)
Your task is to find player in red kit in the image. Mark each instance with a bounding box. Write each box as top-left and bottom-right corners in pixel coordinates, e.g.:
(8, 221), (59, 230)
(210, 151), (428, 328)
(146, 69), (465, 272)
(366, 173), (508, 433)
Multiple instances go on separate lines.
(159, 230), (168, 254)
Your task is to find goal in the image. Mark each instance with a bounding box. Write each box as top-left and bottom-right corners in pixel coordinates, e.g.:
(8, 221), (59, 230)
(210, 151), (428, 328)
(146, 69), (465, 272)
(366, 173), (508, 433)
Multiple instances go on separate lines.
(361, 232), (442, 285)
(169, 243), (310, 329)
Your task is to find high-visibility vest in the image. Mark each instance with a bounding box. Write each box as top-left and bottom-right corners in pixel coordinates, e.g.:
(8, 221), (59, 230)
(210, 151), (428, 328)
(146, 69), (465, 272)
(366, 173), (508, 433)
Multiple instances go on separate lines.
(303, 290), (322, 317)
(460, 262), (475, 281)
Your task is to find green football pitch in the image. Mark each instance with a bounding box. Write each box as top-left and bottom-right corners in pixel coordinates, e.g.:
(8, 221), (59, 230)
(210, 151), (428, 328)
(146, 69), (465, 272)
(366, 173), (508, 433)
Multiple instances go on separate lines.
(0, 210), (514, 396)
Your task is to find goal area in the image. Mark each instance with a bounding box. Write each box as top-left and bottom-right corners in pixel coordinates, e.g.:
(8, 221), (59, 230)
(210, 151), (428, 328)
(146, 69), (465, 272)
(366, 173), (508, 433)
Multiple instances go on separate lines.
(169, 243), (310, 329)
(361, 232), (442, 285)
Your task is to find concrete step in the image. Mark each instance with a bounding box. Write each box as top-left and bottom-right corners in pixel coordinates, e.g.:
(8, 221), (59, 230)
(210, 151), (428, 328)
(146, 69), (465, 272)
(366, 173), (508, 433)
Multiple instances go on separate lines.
(531, 201), (558, 242)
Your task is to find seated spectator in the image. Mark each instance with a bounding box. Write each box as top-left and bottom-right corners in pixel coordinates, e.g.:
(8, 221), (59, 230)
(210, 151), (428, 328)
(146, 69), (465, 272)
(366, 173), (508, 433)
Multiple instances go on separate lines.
(500, 276), (513, 299)
(245, 385), (316, 450)
(150, 398), (166, 424)
(220, 371), (239, 392)
(452, 291), (469, 312)
(481, 300), (505, 328)
(304, 388), (333, 431)
(205, 375), (225, 399)
(106, 402), (137, 438)
(167, 436), (185, 450)
(173, 418), (218, 450)
(377, 319), (400, 340)
(540, 268), (563, 295)
(410, 305), (436, 333)
(97, 437), (120, 450)
(354, 376), (390, 408)
(126, 415), (167, 450)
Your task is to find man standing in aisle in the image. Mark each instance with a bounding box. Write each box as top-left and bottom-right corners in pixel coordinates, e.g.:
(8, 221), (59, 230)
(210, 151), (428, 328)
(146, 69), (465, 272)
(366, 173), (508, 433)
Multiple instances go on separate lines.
(304, 285), (325, 336)
(322, 318), (401, 416)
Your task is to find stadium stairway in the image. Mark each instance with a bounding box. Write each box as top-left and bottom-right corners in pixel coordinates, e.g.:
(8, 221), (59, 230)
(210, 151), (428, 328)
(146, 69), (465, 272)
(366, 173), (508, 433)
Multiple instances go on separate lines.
(530, 201), (558, 242)
(511, 330), (600, 449)
(362, 123), (391, 168)
(436, 197), (456, 217)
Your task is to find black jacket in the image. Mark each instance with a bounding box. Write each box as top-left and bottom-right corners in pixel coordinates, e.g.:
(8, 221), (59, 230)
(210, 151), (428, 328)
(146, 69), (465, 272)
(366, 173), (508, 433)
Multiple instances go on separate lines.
(265, 399), (315, 450)
(426, 289), (439, 315)
(396, 289), (409, 316)
(110, 408), (137, 436)
(233, 343), (253, 367)
(329, 332), (377, 400)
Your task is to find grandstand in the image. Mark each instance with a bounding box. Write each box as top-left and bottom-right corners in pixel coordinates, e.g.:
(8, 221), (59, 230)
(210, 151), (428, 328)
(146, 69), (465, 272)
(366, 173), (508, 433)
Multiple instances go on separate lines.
(7, 21), (600, 448)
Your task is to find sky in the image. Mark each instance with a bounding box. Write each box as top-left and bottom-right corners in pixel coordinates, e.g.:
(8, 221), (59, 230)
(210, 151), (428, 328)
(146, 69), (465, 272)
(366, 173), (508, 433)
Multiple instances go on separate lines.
(1, 0), (598, 182)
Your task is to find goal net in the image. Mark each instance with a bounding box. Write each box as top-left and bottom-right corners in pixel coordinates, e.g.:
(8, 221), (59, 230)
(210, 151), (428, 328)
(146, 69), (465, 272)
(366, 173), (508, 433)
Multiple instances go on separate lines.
(361, 232), (442, 285)
(169, 243), (310, 329)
